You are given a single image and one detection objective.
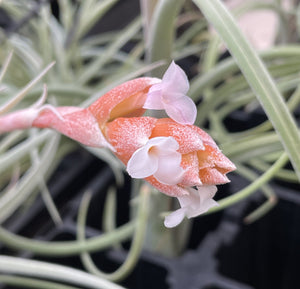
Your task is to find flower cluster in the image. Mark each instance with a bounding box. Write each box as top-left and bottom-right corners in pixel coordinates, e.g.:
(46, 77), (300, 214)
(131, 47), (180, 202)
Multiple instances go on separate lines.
(0, 61), (235, 227)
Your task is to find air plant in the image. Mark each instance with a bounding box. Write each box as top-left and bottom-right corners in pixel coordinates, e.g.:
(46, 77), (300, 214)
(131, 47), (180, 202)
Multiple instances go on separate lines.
(0, 0), (299, 288)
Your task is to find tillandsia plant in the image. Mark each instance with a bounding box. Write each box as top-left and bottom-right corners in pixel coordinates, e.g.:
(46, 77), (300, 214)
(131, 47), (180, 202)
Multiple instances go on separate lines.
(0, 0), (300, 288)
(0, 61), (236, 227)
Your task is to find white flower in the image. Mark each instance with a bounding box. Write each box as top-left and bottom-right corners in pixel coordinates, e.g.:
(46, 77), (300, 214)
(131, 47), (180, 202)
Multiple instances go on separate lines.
(143, 61), (197, 125)
(127, 136), (184, 185)
(164, 185), (219, 228)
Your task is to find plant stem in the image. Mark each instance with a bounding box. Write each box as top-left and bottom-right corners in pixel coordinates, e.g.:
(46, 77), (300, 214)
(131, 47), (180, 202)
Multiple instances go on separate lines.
(77, 185), (150, 281)
(0, 256), (126, 289)
(0, 221), (134, 256)
(0, 62), (55, 115)
(0, 275), (81, 289)
(146, 0), (185, 77)
(190, 46), (300, 103)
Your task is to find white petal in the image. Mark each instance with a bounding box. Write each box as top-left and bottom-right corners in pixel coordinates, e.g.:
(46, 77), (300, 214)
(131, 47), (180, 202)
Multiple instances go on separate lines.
(143, 83), (165, 110)
(127, 136), (184, 186)
(162, 61), (189, 94)
(185, 198), (219, 218)
(164, 186), (219, 228)
(143, 61), (196, 125)
(164, 94), (197, 125)
(149, 137), (183, 185)
(198, 185), (218, 203)
(164, 208), (186, 228)
(177, 189), (198, 208)
(149, 136), (179, 153)
(178, 186), (218, 219)
(127, 145), (158, 178)
(154, 151), (184, 185)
